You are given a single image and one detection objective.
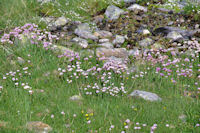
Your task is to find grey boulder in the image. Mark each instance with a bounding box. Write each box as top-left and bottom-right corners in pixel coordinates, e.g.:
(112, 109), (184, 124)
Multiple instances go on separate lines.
(129, 90), (162, 101)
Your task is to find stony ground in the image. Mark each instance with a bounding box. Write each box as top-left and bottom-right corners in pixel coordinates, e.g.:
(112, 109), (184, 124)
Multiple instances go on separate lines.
(0, 0), (200, 133)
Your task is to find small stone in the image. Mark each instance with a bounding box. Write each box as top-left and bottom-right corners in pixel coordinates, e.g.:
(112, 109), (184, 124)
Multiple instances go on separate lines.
(105, 5), (125, 20)
(96, 48), (128, 58)
(129, 90), (162, 101)
(167, 31), (183, 41)
(98, 42), (114, 48)
(113, 35), (125, 44)
(17, 57), (25, 65)
(69, 95), (83, 101)
(94, 30), (113, 38)
(168, 21), (174, 26)
(93, 15), (104, 23)
(128, 48), (140, 56)
(127, 4), (147, 12)
(195, 24), (199, 29)
(99, 39), (110, 43)
(151, 43), (165, 50)
(51, 45), (74, 55)
(71, 37), (88, 48)
(142, 29), (150, 35)
(139, 38), (154, 47)
(26, 121), (52, 133)
(179, 114), (187, 123)
(55, 16), (68, 27)
(0, 121), (8, 128)
(75, 24), (98, 40)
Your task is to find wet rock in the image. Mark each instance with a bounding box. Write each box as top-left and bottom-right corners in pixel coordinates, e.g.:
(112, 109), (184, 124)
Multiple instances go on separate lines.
(94, 30), (113, 38)
(112, 35), (125, 45)
(129, 90), (162, 101)
(96, 48), (128, 58)
(69, 95), (83, 101)
(71, 37), (88, 48)
(98, 42), (114, 48)
(74, 23), (98, 40)
(139, 38), (154, 47)
(105, 5), (125, 21)
(167, 31), (183, 42)
(54, 16), (69, 27)
(127, 4), (147, 12)
(26, 121), (52, 133)
(99, 39), (110, 43)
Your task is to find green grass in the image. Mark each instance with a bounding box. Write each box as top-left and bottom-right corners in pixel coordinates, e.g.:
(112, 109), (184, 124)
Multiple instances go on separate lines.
(0, 41), (199, 132)
(0, 0), (200, 132)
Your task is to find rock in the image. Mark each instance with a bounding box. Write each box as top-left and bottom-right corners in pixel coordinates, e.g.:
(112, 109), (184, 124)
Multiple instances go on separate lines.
(128, 48), (140, 56)
(99, 39), (110, 43)
(124, 0), (136, 4)
(167, 21), (174, 26)
(195, 24), (199, 29)
(93, 15), (104, 23)
(179, 114), (187, 123)
(142, 29), (150, 35)
(54, 16), (68, 27)
(26, 121), (52, 133)
(75, 23), (98, 40)
(0, 121), (8, 128)
(139, 38), (154, 47)
(96, 48), (128, 58)
(158, 8), (173, 14)
(127, 4), (147, 12)
(105, 5), (125, 21)
(51, 45), (74, 55)
(167, 31), (183, 41)
(37, 0), (54, 3)
(71, 37), (88, 48)
(69, 95), (83, 101)
(129, 90), (162, 101)
(94, 30), (113, 38)
(153, 26), (196, 39)
(112, 35), (125, 45)
(98, 42), (114, 48)
(17, 57), (25, 65)
(151, 43), (165, 50)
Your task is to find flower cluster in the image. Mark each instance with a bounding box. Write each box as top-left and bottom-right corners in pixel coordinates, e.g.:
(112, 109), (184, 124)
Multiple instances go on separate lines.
(1, 23), (60, 48)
